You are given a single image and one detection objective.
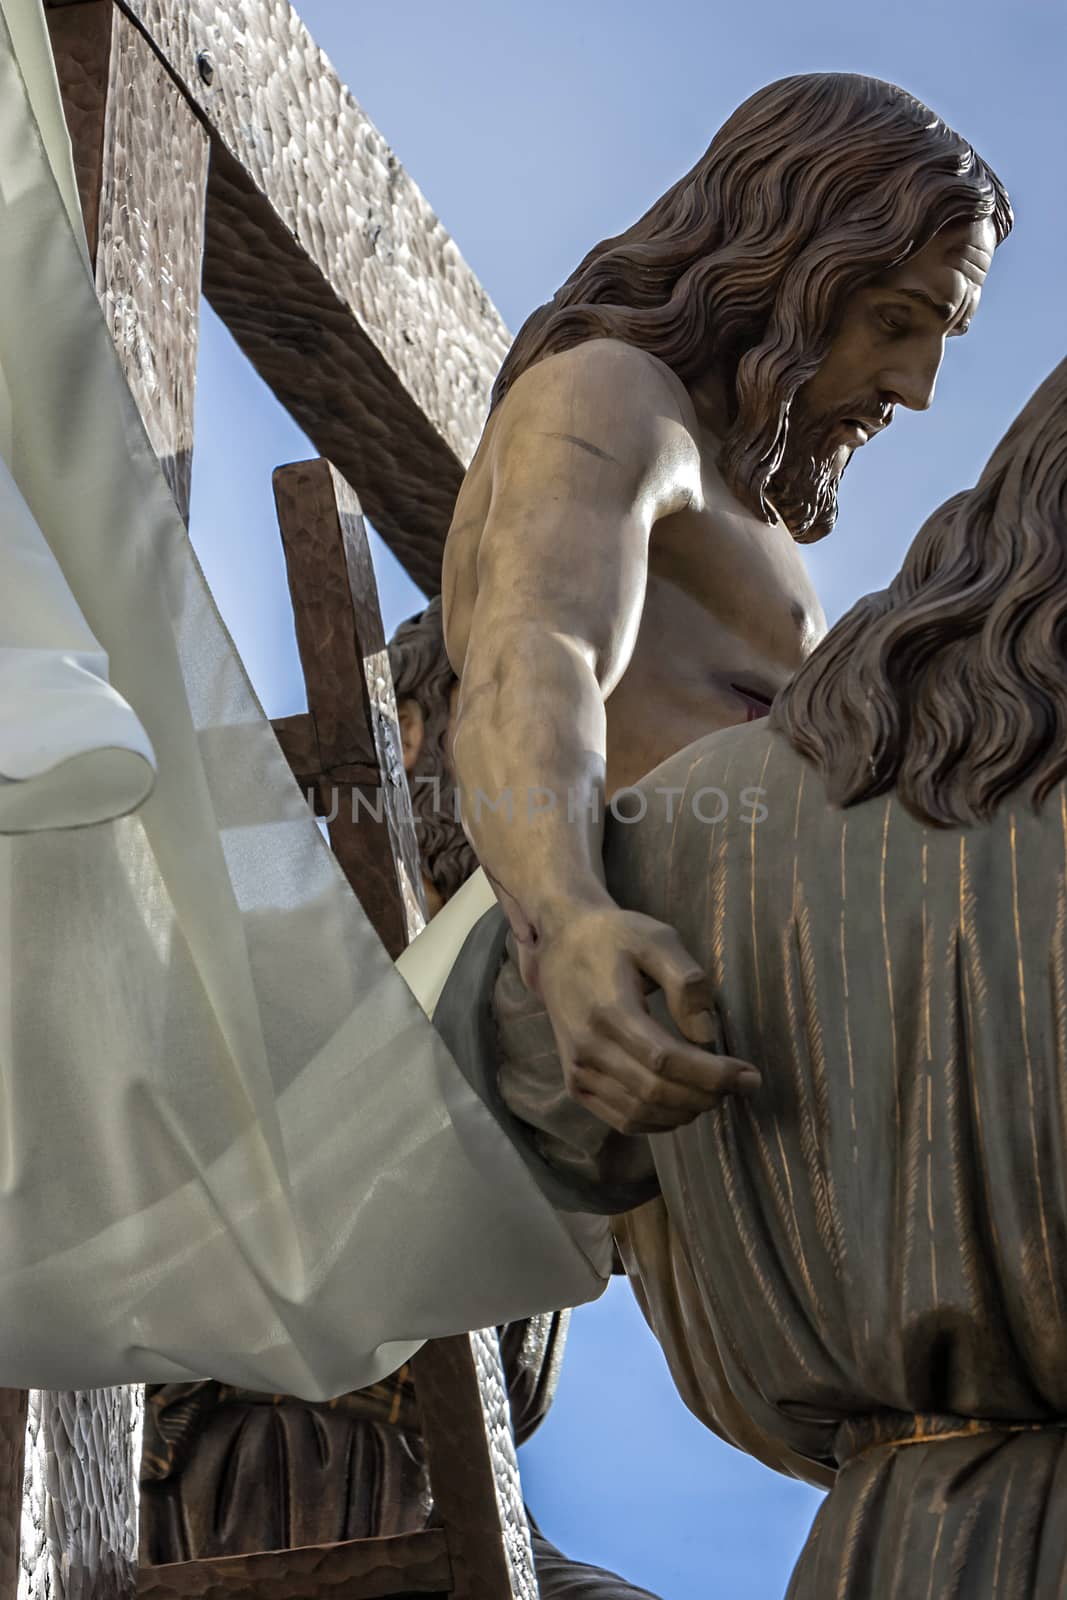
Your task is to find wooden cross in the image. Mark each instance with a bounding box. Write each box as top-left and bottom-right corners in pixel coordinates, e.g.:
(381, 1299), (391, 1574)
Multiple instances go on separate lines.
(2, 3), (540, 1596)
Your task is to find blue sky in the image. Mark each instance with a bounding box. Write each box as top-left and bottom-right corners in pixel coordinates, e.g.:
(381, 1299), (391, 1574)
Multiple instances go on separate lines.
(187, 3), (1064, 1593)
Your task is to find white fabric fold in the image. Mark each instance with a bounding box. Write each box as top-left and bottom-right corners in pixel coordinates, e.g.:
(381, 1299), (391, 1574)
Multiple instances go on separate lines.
(0, 454), (156, 830)
(0, 0), (608, 1398)
(0, 17), (156, 834)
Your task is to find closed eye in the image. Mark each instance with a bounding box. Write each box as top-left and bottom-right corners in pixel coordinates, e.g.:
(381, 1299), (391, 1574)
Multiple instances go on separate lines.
(876, 309), (911, 337)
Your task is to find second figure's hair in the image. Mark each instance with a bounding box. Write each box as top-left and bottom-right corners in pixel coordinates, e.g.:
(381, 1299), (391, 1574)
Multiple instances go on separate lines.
(772, 358), (1067, 826)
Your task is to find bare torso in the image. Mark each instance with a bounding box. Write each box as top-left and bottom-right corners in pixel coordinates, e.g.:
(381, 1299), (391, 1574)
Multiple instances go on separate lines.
(444, 370), (826, 793)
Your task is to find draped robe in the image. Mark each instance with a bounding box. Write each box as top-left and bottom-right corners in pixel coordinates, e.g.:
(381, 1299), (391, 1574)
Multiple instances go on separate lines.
(437, 722), (1067, 1597)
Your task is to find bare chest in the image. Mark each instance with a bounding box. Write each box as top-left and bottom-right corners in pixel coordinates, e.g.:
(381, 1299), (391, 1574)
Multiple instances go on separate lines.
(605, 493), (825, 789)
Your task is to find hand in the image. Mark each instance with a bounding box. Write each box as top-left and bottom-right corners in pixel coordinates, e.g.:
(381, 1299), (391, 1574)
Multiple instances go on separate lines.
(519, 905), (761, 1135)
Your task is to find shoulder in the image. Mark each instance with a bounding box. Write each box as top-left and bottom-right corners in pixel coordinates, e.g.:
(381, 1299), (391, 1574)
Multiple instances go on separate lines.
(488, 339), (701, 481)
(498, 338), (697, 421)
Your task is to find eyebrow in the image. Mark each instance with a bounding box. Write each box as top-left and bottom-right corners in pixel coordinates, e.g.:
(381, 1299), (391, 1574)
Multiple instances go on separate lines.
(895, 287), (968, 325)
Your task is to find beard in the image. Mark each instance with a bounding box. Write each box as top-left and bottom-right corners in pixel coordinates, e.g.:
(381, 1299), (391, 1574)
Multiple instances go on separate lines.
(766, 408), (852, 544)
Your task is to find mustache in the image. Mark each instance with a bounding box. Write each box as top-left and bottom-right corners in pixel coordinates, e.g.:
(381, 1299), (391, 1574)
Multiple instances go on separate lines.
(815, 399), (893, 441)
(766, 392), (891, 544)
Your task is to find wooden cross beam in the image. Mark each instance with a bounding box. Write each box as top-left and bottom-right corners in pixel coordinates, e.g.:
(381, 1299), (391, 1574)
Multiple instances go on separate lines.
(108, 0), (510, 593)
(47, 0), (209, 523)
(272, 458), (427, 957)
(136, 1530), (453, 1600)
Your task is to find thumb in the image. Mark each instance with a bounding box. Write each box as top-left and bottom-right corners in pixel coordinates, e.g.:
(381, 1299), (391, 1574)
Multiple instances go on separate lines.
(634, 932), (715, 1046)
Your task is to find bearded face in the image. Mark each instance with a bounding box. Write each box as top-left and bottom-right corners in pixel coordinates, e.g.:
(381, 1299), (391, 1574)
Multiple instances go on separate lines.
(762, 217), (997, 543)
(767, 399), (857, 543)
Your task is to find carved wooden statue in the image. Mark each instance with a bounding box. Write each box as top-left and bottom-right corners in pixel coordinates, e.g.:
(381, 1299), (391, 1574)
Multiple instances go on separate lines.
(434, 357), (1067, 1598)
(137, 70), (1012, 1598)
(441, 71), (1012, 1147)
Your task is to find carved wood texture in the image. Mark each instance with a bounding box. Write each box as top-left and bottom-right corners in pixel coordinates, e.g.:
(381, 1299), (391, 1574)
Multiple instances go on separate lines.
(37, 1389), (142, 1600)
(50, 1), (209, 523)
(412, 1335), (538, 1600)
(117, 0), (511, 592)
(94, 8), (209, 522)
(136, 1530), (451, 1600)
(44, 1), (112, 256)
(0, 1390), (28, 1600)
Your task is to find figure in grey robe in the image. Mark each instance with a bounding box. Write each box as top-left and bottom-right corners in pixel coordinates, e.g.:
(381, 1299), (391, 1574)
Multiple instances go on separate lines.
(434, 357), (1067, 1597)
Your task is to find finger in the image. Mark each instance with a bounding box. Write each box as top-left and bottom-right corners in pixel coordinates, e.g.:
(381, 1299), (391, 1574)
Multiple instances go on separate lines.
(569, 1047), (714, 1132)
(571, 1083), (694, 1138)
(601, 1003), (761, 1097)
(569, 1066), (701, 1137)
(632, 932), (715, 1044)
(573, 1041), (722, 1121)
(568, 1077), (665, 1137)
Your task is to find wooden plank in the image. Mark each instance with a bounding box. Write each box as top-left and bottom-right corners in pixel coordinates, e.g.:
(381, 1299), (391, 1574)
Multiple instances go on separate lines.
(50, 2), (209, 523)
(41, 1388), (141, 1600)
(270, 712), (322, 793)
(46, 1), (113, 261)
(0, 1390), (28, 1600)
(412, 1336), (538, 1600)
(273, 460), (426, 957)
(136, 1529), (451, 1600)
(113, 0), (510, 593)
(273, 461), (386, 773)
(96, 8), (209, 522)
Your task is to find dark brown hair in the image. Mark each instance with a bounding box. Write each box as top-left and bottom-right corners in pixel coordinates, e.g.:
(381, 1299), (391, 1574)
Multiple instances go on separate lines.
(388, 596), (478, 902)
(492, 73), (1011, 541)
(771, 358), (1067, 826)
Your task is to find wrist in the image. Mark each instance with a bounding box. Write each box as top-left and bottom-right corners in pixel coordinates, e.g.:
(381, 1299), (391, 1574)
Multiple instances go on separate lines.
(485, 867), (612, 950)
(532, 882), (615, 948)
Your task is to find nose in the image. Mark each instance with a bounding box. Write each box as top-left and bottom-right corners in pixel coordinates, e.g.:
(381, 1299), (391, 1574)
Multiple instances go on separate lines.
(881, 335), (945, 413)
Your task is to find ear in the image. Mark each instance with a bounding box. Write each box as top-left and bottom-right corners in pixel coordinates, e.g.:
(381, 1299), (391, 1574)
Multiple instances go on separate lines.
(396, 697), (425, 774)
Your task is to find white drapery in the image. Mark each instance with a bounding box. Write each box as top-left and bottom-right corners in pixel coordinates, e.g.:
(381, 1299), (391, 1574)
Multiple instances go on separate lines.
(0, 0), (155, 832)
(0, 0), (608, 1398)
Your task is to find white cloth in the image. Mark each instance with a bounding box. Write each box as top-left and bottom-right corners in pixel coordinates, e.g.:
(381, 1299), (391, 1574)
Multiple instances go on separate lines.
(0, 0), (155, 832)
(0, 0), (608, 1398)
(0, 451), (157, 831)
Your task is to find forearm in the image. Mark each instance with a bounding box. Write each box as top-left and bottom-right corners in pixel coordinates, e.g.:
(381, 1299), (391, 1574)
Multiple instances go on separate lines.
(452, 629), (615, 950)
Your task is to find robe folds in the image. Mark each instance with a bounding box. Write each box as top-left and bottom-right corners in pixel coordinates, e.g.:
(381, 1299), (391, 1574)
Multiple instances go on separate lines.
(437, 722), (1067, 1597)
(0, 0), (609, 1397)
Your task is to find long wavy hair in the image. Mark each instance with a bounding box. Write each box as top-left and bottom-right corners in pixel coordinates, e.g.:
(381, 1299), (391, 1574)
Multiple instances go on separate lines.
(491, 74), (1011, 541)
(388, 597), (478, 903)
(771, 358), (1067, 826)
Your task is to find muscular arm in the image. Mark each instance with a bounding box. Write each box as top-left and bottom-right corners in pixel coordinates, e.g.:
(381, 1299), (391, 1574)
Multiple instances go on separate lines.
(443, 342), (760, 1132)
(448, 340), (696, 963)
